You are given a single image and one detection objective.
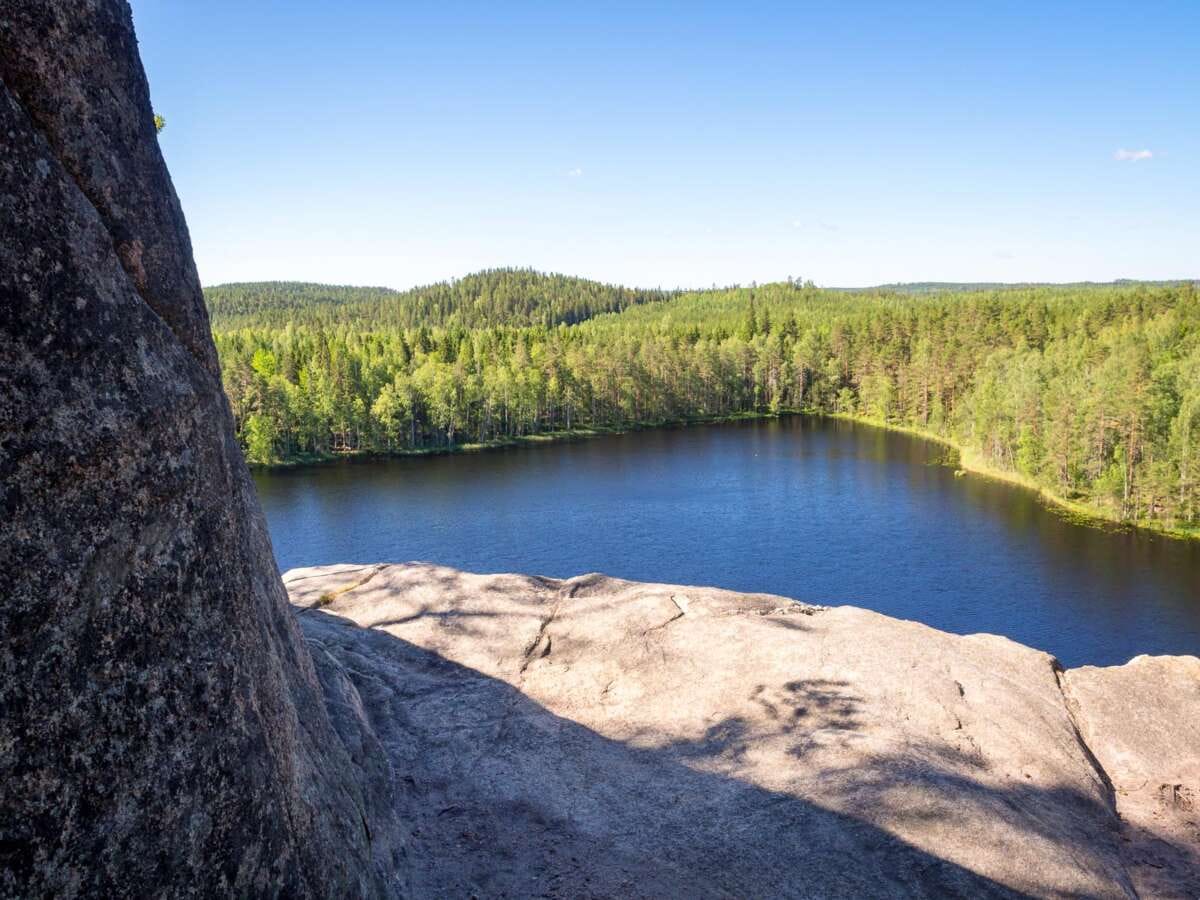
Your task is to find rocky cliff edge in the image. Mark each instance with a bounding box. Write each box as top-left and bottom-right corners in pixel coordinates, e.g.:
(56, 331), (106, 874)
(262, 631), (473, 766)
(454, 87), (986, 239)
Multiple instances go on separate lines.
(288, 562), (1200, 899)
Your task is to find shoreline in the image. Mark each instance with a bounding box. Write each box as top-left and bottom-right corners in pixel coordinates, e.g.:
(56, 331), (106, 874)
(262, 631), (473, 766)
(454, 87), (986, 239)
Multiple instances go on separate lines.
(249, 410), (1200, 543)
(824, 413), (1200, 544)
(247, 411), (773, 469)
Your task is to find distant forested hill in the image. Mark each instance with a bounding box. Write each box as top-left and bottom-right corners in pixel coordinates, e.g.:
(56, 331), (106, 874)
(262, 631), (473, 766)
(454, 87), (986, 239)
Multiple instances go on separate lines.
(204, 282), (400, 326)
(205, 268), (672, 330)
(209, 273), (1200, 536)
(851, 279), (1191, 295)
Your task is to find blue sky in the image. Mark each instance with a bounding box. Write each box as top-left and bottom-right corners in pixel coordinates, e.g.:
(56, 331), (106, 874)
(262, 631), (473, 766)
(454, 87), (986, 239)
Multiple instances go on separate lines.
(131, 1), (1198, 289)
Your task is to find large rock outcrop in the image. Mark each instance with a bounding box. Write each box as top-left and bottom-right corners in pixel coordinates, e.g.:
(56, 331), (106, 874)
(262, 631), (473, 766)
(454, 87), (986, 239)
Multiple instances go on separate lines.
(288, 563), (1200, 898)
(1063, 657), (1200, 898)
(0, 4), (400, 895)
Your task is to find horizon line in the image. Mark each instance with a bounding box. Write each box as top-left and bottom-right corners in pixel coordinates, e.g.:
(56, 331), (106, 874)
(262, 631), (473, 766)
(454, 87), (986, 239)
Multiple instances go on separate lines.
(200, 270), (1200, 294)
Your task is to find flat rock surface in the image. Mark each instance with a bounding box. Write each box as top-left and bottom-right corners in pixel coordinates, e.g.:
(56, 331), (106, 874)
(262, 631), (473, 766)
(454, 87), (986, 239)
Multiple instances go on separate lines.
(288, 563), (1200, 898)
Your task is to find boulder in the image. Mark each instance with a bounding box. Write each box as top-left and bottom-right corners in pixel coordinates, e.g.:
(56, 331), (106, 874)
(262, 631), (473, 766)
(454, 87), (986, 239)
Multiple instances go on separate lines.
(1064, 656), (1200, 898)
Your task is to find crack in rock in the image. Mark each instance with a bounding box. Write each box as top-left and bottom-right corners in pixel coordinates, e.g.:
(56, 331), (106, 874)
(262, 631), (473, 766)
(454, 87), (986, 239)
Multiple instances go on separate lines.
(644, 595), (687, 635)
(520, 599), (563, 673)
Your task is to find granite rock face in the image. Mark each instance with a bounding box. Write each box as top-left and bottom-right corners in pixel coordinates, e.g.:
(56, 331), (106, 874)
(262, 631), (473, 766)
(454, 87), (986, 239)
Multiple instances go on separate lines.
(0, 3), (400, 895)
(1064, 656), (1200, 899)
(289, 563), (1200, 898)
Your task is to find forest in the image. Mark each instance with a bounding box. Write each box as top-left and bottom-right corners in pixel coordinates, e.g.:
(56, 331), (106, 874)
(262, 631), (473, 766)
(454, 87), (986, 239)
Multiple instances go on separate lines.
(206, 269), (671, 330)
(208, 269), (1200, 533)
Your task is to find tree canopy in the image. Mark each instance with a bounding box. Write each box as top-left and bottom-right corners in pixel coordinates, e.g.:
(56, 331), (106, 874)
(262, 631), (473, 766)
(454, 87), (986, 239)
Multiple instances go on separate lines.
(207, 273), (1200, 533)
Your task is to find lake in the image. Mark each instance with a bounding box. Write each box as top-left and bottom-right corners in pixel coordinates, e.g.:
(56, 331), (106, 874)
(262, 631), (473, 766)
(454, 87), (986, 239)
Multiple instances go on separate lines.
(253, 416), (1200, 667)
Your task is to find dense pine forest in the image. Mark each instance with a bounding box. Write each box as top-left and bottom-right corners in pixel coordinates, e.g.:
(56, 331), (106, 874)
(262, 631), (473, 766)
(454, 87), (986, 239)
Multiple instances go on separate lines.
(208, 270), (1200, 533)
(206, 269), (671, 330)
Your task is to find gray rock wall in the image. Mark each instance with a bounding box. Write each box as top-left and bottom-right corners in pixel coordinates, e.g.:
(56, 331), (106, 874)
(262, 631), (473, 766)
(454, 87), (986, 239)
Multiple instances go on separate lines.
(0, 3), (400, 895)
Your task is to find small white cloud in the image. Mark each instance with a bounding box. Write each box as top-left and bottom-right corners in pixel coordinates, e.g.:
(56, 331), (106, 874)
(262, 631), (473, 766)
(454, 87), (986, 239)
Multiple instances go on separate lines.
(791, 219), (839, 232)
(566, 167), (583, 177)
(994, 250), (1015, 260)
(1114, 148), (1153, 162)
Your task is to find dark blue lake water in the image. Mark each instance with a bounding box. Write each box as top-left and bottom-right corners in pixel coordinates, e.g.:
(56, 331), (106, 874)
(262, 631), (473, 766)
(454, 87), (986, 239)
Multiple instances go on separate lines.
(253, 417), (1200, 667)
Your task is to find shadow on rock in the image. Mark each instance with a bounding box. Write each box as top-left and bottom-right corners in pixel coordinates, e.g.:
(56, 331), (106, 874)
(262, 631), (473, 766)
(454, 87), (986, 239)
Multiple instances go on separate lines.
(304, 610), (1036, 898)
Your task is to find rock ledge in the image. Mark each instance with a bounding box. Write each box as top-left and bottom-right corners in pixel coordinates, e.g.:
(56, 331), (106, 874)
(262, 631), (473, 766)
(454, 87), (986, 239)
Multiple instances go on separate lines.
(287, 562), (1200, 898)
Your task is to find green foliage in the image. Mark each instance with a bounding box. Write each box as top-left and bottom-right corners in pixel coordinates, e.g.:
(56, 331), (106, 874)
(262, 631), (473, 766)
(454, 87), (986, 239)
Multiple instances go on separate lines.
(205, 268), (671, 331)
(153, 113), (165, 133)
(243, 413), (277, 465)
(208, 272), (1200, 530)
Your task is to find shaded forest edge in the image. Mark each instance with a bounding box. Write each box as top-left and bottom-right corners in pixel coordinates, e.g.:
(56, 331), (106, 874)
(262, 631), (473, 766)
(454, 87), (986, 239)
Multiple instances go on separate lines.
(208, 272), (1200, 541)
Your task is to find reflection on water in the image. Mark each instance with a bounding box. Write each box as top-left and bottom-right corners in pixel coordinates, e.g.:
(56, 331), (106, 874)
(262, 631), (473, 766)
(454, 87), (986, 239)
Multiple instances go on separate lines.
(253, 417), (1200, 667)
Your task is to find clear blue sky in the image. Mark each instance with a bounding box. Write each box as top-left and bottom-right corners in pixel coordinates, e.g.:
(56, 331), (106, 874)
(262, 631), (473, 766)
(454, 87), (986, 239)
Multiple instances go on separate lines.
(131, 1), (1198, 289)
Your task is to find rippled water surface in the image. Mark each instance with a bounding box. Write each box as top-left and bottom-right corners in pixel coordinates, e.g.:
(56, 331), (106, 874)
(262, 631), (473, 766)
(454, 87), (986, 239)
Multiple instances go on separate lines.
(253, 417), (1200, 666)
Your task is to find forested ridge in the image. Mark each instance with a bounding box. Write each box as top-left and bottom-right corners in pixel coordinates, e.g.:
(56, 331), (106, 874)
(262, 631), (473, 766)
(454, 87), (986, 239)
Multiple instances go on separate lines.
(206, 268), (671, 330)
(208, 273), (1200, 533)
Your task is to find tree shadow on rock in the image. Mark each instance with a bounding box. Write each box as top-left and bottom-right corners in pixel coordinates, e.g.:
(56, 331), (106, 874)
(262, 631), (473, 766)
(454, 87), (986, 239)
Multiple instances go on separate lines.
(303, 609), (1123, 898)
